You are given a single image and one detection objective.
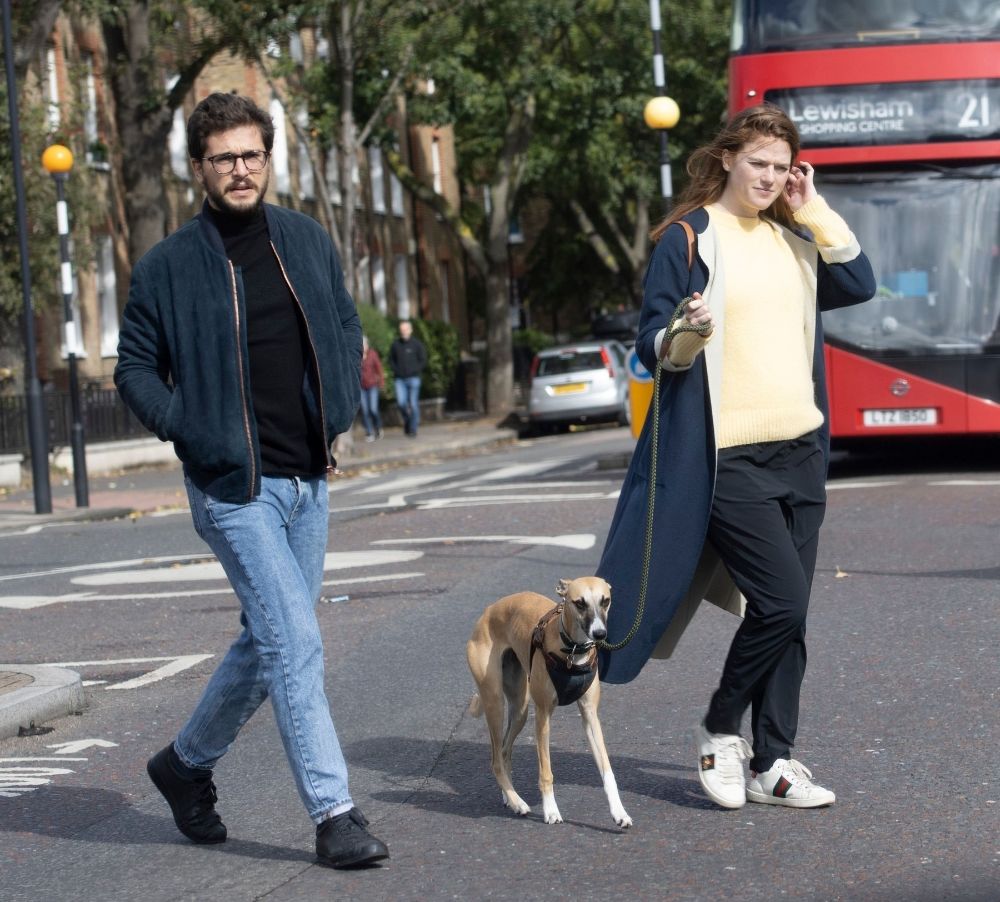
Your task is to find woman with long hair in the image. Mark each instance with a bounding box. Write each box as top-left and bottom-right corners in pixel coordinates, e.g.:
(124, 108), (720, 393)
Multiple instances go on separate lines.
(597, 103), (875, 810)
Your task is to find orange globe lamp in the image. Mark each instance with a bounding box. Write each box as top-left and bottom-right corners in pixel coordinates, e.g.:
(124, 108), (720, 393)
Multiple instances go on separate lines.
(643, 96), (680, 130)
(41, 144), (74, 174)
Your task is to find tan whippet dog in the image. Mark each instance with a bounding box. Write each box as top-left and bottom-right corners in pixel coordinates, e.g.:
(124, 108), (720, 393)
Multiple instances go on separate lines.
(466, 577), (631, 827)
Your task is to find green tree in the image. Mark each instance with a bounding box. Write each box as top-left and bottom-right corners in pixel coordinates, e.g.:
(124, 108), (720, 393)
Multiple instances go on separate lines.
(523, 0), (731, 325)
(254, 0), (440, 298)
(1, 23), (101, 371)
(384, 0), (587, 415)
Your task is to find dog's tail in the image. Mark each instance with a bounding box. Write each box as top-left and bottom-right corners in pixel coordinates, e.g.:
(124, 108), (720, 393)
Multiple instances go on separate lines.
(466, 693), (483, 718)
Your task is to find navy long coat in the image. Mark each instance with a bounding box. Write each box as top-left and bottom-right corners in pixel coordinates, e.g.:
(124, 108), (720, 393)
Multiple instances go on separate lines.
(597, 206), (876, 684)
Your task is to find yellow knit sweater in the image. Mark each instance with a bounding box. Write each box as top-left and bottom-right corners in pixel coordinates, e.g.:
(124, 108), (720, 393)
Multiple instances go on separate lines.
(707, 197), (851, 449)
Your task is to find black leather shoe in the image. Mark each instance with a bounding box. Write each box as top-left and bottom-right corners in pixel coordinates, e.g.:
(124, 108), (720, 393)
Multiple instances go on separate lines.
(146, 744), (227, 844)
(316, 807), (389, 868)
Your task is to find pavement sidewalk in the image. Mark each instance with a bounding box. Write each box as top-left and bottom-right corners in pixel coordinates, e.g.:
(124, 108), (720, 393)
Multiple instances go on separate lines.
(0, 414), (517, 739)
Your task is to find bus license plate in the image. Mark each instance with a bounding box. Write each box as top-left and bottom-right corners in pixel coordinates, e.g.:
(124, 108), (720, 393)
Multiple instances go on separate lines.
(862, 407), (937, 427)
(552, 383), (587, 395)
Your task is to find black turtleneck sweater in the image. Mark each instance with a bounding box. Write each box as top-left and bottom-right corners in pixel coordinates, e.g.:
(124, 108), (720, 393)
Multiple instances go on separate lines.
(205, 204), (326, 477)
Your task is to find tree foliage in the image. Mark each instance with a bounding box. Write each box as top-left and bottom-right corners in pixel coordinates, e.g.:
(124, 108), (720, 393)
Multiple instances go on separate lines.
(521, 0), (731, 328)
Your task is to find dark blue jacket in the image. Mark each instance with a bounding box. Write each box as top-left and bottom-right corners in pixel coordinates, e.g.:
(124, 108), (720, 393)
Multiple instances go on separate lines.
(597, 207), (875, 684)
(115, 203), (362, 503)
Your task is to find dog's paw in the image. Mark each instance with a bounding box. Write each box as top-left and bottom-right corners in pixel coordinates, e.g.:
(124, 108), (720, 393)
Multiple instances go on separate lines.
(613, 811), (633, 829)
(541, 795), (563, 824)
(502, 791), (530, 816)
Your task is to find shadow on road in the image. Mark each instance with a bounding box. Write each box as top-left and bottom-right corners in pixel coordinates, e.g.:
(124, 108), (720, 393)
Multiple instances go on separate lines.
(350, 736), (717, 828)
(829, 435), (999, 479)
(0, 786), (313, 863)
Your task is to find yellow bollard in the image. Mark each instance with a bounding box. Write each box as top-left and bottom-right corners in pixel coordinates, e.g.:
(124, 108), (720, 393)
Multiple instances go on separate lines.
(625, 348), (654, 439)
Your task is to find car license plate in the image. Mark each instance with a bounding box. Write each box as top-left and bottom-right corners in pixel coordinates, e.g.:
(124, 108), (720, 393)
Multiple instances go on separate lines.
(862, 407), (937, 427)
(552, 382), (587, 395)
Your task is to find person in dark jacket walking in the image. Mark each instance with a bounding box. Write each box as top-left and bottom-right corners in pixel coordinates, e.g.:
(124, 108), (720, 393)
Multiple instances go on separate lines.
(114, 93), (387, 869)
(388, 320), (427, 437)
(359, 335), (385, 441)
(597, 104), (876, 812)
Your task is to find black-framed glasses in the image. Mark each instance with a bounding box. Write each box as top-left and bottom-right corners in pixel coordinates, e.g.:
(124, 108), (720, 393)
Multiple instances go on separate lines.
(201, 150), (270, 174)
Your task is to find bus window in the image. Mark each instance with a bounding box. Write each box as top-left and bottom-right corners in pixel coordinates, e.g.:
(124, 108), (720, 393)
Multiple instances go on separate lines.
(817, 164), (1000, 354)
(733, 0), (1000, 53)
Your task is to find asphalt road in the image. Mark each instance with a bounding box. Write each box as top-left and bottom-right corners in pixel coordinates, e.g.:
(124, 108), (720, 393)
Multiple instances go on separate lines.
(1, 428), (998, 901)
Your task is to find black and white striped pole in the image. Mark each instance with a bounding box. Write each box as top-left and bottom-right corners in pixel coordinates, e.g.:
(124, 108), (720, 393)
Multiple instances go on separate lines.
(42, 144), (89, 508)
(645, 0), (680, 213)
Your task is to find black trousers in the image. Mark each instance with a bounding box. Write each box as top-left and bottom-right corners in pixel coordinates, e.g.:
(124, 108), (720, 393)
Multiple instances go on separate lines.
(703, 430), (826, 773)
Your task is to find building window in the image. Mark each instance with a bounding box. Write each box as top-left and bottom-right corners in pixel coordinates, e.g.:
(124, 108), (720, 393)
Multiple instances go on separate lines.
(270, 96), (291, 195)
(372, 256), (387, 313)
(368, 146), (386, 214)
(355, 256), (372, 305)
(97, 236), (119, 357)
(439, 260), (450, 324)
(168, 107), (190, 180)
(82, 54), (98, 151)
(390, 169), (404, 217)
(393, 255), (409, 315)
(325, 145), (341, 205)
(45, 46), (60, 130)
(296, 109), (314, 200)
(431, 136), (442, 194)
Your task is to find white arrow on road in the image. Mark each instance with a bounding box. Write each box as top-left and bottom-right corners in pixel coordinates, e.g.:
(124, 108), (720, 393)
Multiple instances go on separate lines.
(45, 739), (119, 755)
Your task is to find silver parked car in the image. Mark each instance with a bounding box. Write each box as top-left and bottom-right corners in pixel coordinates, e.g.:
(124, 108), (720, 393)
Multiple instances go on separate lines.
(524, 340), (630, 434)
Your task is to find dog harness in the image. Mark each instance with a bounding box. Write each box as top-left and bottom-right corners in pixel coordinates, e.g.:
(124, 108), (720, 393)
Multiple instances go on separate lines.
(529, 605), (598, 706)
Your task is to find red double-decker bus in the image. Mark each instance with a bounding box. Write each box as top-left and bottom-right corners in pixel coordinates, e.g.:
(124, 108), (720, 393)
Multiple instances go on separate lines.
(729, 1), (1000, 439)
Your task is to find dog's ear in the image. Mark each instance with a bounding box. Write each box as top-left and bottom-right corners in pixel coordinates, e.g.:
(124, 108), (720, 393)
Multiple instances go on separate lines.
(556, 579), (570, 598)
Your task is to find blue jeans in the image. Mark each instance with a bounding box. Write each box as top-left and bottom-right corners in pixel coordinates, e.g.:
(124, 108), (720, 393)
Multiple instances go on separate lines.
(359, 386), (382, 436)
(394, 376), (421, 434)
(177, 474), (352, 823)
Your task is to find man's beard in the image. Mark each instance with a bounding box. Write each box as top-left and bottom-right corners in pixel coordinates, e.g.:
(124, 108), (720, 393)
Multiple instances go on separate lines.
(205, 171), (269, 218)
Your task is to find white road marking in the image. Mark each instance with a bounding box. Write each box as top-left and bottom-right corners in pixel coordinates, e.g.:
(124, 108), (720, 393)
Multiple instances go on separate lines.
(358, 472), (457, 494)
(469, 460), (571, 482)
(1, 570), (425, 609)
(826, 481), (900, 490)
(321, 571), (423, 587)
(0, 553), (215, 584)
(46, 739), (118, 755)
(41, 654), (214, 690)
(416, 492), (613, 510)
(69, 550), (423, 586)
(927, 479), (1000, 486)
(460, 480), (613, 491)
(0, 757), (88, 762)
(0, 765), (76, 798)
(374, 534), (596, 550)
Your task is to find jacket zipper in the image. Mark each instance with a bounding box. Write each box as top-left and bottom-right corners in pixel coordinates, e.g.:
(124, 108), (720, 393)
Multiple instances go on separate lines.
(228, 261), (257, 501)
(269, 241), (335, 473)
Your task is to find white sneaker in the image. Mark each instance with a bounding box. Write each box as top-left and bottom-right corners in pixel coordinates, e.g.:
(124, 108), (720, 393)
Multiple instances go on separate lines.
(695, 722), (751, 809)
(747, 758), (836, 808)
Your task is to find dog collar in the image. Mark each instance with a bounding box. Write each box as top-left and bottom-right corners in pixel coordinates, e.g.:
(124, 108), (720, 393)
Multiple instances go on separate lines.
(559, 627), (595, 658)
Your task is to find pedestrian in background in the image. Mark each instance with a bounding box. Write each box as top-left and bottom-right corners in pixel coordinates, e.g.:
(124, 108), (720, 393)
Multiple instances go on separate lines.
(389, 319), (427, 437)
(597, 103), (875, 811)
(114, 92), (388, 869)
(360, 335), (385, 442)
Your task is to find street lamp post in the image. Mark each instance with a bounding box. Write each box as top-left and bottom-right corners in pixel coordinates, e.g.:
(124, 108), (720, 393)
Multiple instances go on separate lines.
(41, 144), (89, 508)
(647, 0), (680, 214)
(2, 0), (52, 513)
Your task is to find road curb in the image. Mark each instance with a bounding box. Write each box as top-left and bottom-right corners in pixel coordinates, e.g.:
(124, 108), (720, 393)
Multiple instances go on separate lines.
(0, 665), (85, 741)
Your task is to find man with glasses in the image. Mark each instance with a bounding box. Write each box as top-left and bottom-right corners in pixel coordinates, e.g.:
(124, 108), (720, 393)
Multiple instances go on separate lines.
(115, 92), (388, 868)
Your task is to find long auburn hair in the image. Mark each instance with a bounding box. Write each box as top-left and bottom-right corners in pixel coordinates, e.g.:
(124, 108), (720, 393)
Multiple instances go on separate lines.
(651, 103), (801, 242)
